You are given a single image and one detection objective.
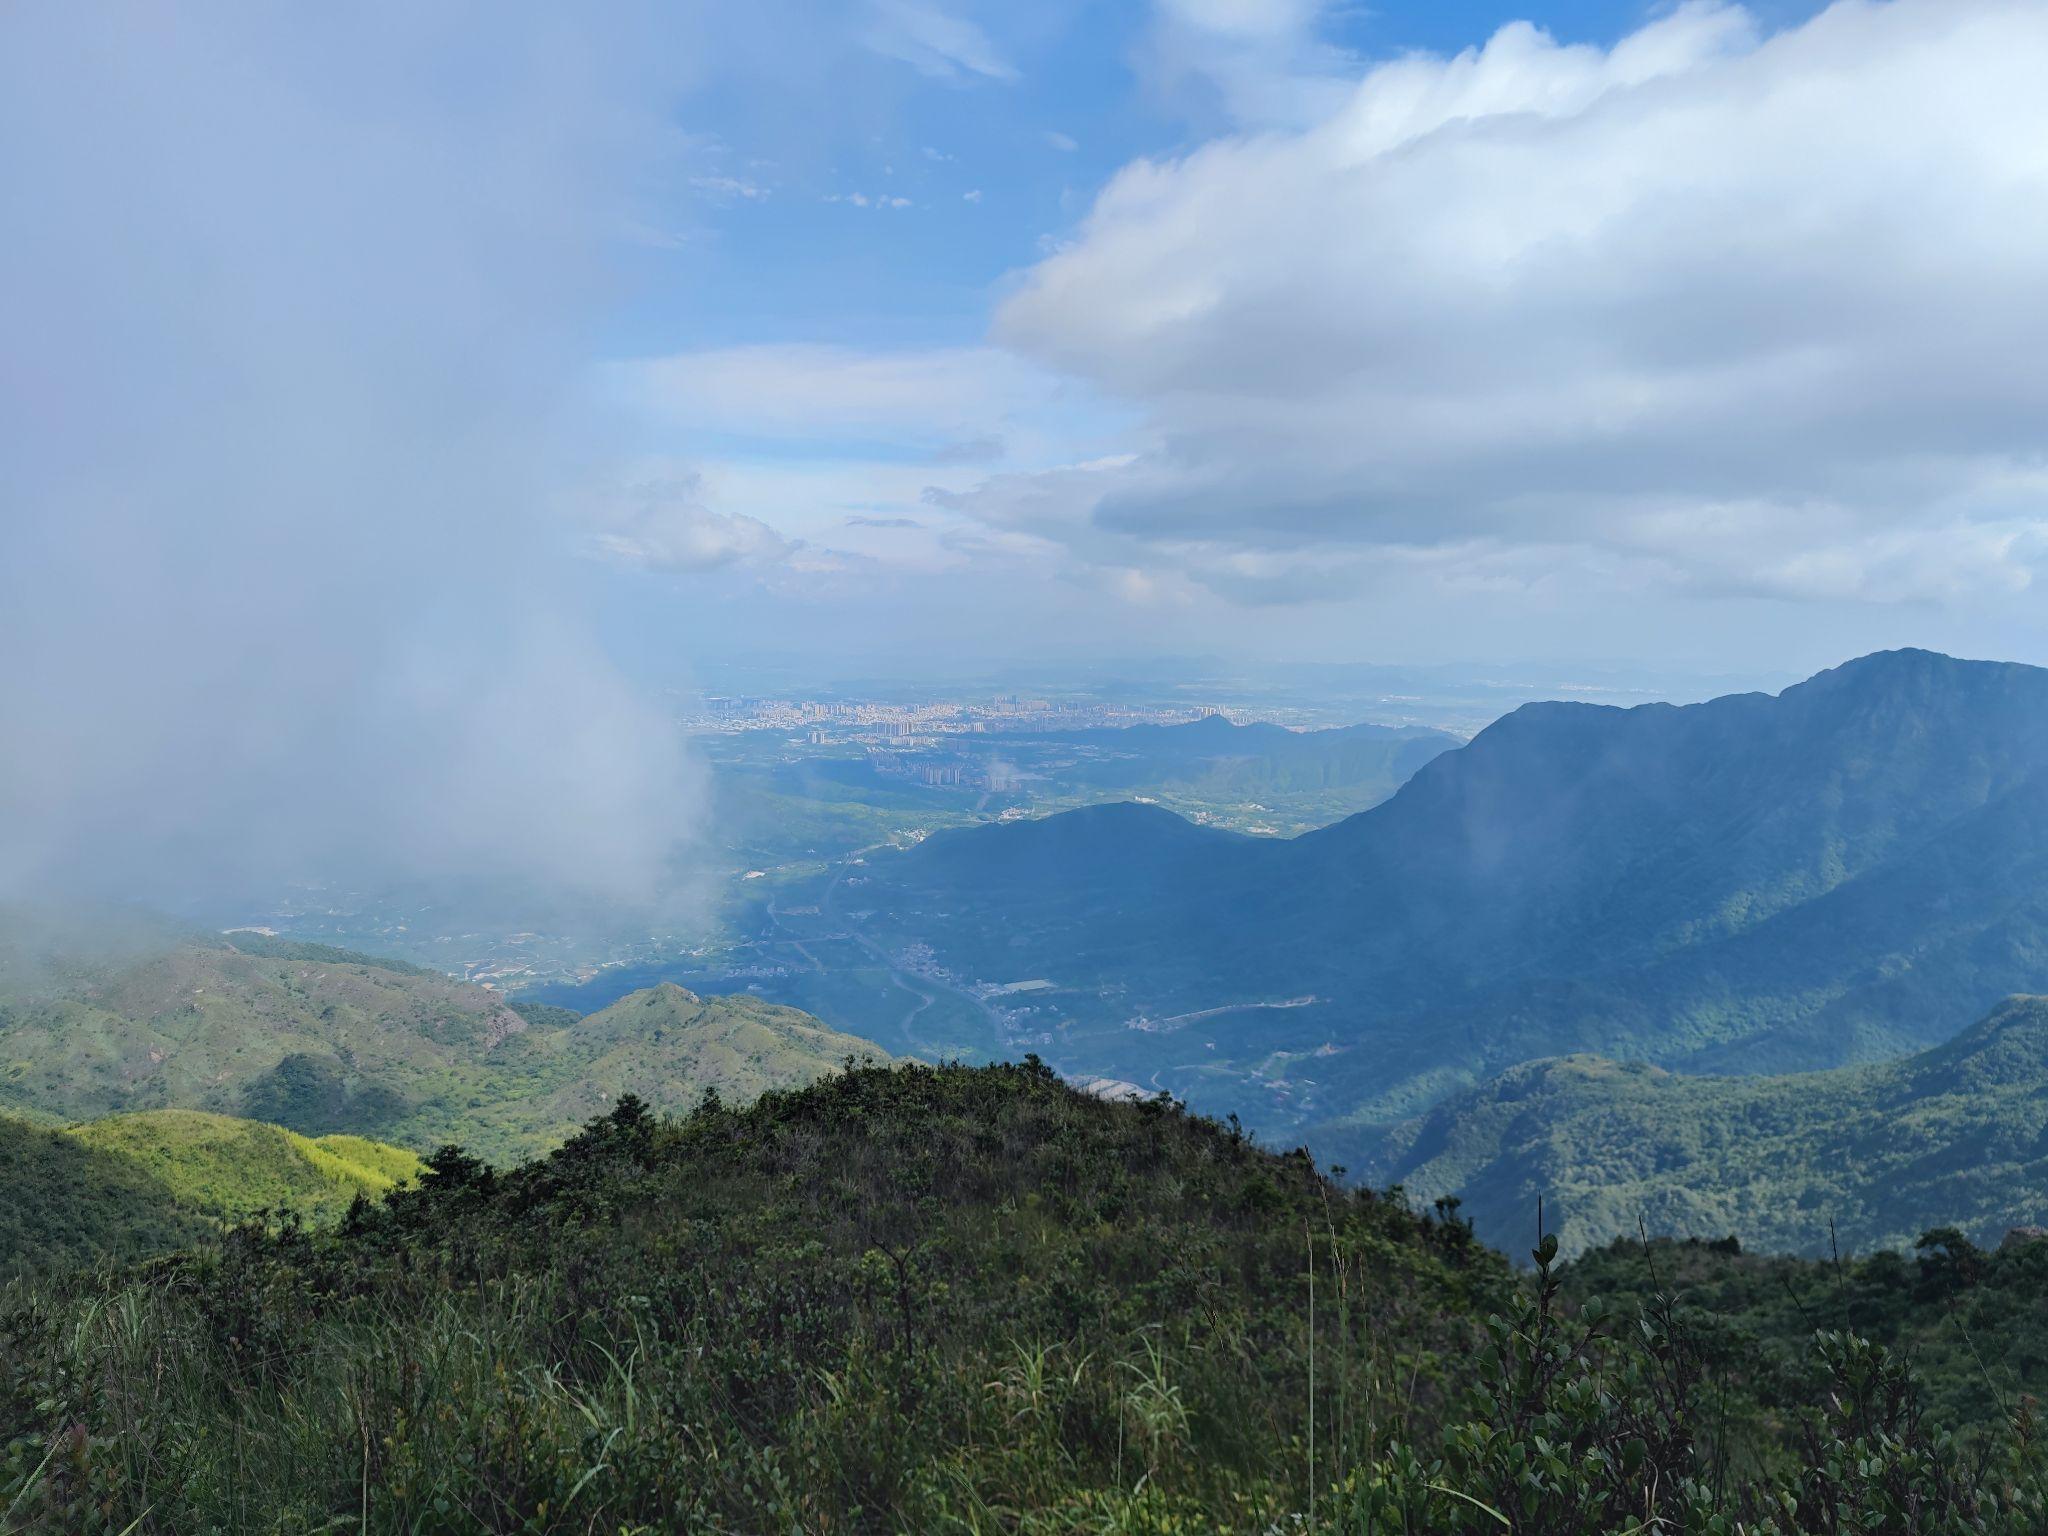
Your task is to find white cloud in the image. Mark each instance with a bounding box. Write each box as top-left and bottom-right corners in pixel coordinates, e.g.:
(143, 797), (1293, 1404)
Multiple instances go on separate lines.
(964, 0), (2048, 608)
(610, 347), (1141, 584)
(1144, 0), (1352, 128)
(589, 477), (795, 573)
(691, 173), (770, 201)
(1041, 129), (1080, 151)
(864, 0), (1017, 83)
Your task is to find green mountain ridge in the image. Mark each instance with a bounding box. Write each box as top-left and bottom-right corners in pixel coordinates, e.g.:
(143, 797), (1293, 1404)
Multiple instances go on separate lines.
(0, 934), (890, 1162)
(69, 1109), (422, 1220)
(1349, 994), (2048, 1258)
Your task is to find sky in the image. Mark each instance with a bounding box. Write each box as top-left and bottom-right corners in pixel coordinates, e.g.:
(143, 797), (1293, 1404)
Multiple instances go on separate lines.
(6, 0), (2048, 908)
(586, 0), (2048, 682)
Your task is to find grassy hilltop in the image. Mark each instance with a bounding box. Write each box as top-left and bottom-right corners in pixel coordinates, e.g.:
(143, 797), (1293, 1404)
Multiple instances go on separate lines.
(7, 1063), (2048, 1533)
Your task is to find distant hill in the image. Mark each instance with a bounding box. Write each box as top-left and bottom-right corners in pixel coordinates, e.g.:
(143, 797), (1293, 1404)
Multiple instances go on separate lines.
(0, 932), (889, 1162)
(1348, 995), (2048, 1258)
(853, 650), (2048, 1128)
(1, 1108), (419, 1274)
(469, 981), (891, 1135)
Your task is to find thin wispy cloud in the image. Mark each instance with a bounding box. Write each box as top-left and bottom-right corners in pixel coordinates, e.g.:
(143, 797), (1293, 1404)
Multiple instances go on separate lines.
(691, 174), (771, 202)
(864, 0), (1018, 83)
(828, 191), (915, 209)
(589, 477), (796, 574)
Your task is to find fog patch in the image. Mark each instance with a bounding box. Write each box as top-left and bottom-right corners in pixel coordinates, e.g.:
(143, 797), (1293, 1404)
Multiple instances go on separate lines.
(0, 4), (706, 920)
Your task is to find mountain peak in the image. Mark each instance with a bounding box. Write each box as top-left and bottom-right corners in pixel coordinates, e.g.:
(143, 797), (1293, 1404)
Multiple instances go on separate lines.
(595, 981), (705, 1015)
(1791, 647), (2039, 696)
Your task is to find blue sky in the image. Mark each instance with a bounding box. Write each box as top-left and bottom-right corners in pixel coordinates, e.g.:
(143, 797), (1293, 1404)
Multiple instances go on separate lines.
(620, 1), (1834, 355)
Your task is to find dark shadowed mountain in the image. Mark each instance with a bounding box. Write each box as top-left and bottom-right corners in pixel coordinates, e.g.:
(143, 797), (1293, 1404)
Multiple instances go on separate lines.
(1349, 995), (2048, 1259)
(852, 650), (2048, 1125)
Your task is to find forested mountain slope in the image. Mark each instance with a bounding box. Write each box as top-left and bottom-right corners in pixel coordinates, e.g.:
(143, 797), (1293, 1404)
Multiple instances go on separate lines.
(1349, 995), (2048, 1258)
(859, 651), (2048, 1122)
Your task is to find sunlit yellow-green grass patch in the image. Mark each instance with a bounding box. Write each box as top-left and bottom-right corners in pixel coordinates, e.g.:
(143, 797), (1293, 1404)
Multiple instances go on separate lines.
(65, 1109), (421, 1223)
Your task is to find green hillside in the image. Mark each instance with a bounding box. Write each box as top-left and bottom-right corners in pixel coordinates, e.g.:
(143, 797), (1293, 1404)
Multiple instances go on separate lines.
(67, 1110), (421, 1222)
(0, 932), (890, 1161)
(1352, 995), (2048, 1258)
(7, 1065), (2048, 1533)
(847, 650), (2048, 1131)
(443, 980), (893, 1153)
(1, 1109), (420, 1275)
(0, 1113), (211, 1274)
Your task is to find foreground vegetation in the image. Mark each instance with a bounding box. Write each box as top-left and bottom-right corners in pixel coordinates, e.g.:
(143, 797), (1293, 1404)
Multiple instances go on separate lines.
(1564, 1230), (2048, 1453)
(5, 1062), (2047, 1533)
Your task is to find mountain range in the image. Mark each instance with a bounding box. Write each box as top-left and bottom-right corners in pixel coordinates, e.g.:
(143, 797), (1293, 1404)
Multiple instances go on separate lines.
(849, 649), (2048, 1130)
(18, 647), (2048, 1268)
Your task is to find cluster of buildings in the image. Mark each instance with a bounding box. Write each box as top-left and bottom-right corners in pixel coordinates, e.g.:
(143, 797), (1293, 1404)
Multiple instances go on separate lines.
(682, 691), (1232, 742)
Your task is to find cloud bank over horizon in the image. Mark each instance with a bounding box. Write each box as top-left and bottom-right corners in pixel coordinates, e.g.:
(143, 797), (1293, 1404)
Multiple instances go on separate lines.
(0, 4), (709, 915)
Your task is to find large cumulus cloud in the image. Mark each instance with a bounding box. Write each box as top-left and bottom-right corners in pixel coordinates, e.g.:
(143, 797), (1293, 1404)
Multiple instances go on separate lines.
(973, 0), (2048, 606)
